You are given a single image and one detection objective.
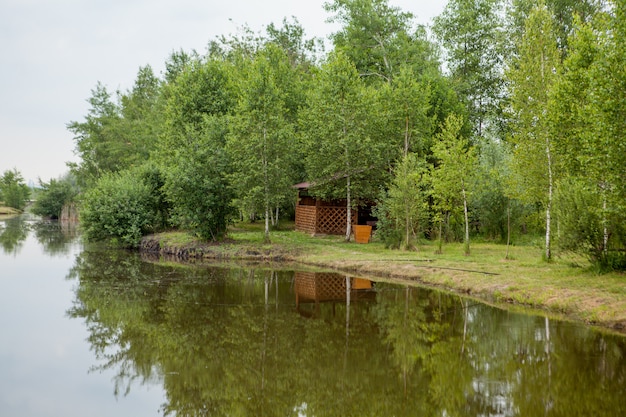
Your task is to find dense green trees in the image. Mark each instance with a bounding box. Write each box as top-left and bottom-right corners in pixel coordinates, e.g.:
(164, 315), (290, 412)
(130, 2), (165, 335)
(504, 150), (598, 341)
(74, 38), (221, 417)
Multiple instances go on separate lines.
(54, 0), (626, 269)
(31, 174), (79, 219)
(434, 0), (506, 139)
(0, 169), (30, 211)
(227, 44), (298, 242)
(300, 52), (389, 241)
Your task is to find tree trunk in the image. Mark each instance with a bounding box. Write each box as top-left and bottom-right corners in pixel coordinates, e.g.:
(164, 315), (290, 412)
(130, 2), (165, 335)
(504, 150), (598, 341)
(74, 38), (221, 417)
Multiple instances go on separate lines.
(345, 175), (352, 242)
(404, 200), (411, 250)
(506, 199), (511, 260)
(264, 205), (270, 243)
(404, 114), (410, 157)
(436, 218), (443, 254)
(545, 139), (553, 261)
(602, 185), (608, 255)
(263, 128), (270, 243)
(462, 181), (470, 256)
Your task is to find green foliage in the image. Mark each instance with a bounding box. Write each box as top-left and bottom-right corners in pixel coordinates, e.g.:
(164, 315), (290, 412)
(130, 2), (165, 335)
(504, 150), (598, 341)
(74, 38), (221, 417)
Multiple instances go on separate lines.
(60, 0), (626, 270)
(506, 0), (602, 58)
(507, 3), (561, 260)
(79, 170), (158, 248)
(375, 153), (430, 250)
(227, 43), (298, 240)
(431, 114), (477, 254)
(380, 66), (433, 156)
(300, 51), (392, 240)
(433, 0), (506, 139)
(133, 163), (171, 231)
(372, 201), (403, 249)
(163, 116), (235, 241)
(0, 169), (30, 211)
(67, 66), (163, 187)
(325, 0), (439, 83)
(556, 177), (626, 271)
(162, 58), (234, 134)
(31, 174), (79, 219)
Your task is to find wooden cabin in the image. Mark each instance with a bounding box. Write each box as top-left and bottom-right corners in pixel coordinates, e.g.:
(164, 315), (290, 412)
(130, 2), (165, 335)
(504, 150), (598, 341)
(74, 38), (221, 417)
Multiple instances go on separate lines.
(294, 182), (377, 237)
(294, 182), (355, 235)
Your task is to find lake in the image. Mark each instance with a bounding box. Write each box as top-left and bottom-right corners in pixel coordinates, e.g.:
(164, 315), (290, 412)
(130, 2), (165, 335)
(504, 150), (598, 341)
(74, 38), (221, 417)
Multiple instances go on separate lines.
(1, 215), (625, 416)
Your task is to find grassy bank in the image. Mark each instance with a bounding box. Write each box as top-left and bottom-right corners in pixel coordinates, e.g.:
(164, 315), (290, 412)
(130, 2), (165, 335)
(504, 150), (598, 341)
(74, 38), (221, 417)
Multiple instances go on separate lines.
(0, 205), (20, 216)
(145, 221), (626, 334)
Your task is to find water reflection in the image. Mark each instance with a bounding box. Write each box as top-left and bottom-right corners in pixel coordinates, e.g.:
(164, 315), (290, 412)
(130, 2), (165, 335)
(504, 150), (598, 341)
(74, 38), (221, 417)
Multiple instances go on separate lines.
(0, 215), (30, 254)
(0, 214), (78, 256)
(66, 248), (626, 417)
(32, 219), (79, 256)
(294, 272), (376, 318)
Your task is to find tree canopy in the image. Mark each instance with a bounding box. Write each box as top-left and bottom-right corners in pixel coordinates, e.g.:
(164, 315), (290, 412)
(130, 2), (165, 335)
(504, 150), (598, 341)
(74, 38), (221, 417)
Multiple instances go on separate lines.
(44, 0), (626, 269)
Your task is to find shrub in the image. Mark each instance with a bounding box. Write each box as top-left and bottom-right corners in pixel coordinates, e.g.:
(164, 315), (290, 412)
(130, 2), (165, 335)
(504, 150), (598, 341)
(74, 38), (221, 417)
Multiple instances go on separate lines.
(556, 177), (626, 271)
(164, 145), (234, 241)
(32, 175), (79, 219)
(0, 169), (30, 211)
(80, 171), (157, 248)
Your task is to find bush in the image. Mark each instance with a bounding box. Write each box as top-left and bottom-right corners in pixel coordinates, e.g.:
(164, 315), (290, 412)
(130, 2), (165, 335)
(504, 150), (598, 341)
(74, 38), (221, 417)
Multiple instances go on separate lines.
(32, 175), (79, 219)
(162, 116), (235, 241)
(556, 177), (626, 271)
(164, 145), (234, 241)
(0, 169), (30, 211)
(80, 170), (157, 248)
(372, 201), (403, 249)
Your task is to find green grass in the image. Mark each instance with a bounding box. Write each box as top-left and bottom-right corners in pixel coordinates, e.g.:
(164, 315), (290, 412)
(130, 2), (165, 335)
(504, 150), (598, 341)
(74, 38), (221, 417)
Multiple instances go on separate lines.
(146, 220), (626, 334)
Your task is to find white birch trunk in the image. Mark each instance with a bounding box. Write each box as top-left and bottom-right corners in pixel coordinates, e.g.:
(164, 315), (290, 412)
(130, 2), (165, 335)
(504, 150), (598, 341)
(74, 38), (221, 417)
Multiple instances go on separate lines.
(345, 175), (352, 242)
(263, 128), (270, 243)
(462, 180), (470, 255)
(545, 140), (553, 260)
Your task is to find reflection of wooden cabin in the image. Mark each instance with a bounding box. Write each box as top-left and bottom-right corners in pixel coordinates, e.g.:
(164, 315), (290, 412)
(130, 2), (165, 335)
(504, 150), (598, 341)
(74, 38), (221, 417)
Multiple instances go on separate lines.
(294, 271), (376, 317)
(294, 182), (376, 235)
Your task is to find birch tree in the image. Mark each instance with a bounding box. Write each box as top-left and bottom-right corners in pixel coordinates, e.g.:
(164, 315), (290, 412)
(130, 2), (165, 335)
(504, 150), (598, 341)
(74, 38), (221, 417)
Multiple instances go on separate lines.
(431, 114), (477, 256)
(552, 5), (626, 268)
(507, 3), (560, 260)
(380, 153), (430, 250)
(433, 0), (506, 139)
(227, 44), (296, 243)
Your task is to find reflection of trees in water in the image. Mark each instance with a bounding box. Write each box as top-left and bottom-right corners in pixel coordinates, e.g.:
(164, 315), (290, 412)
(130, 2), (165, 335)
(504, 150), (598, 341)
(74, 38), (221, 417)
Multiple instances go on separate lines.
(0, 215), (79, 256)
(67, 249), (626, 416)
(0, 215), (29, 254)
(67, 255), (421, 416)
(32, 219), (79, 256)
(374, 286), (626, 417)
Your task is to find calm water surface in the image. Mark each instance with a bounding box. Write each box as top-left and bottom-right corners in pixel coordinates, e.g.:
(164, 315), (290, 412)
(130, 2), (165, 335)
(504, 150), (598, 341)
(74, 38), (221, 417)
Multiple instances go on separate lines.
(1, 215), (625, 416)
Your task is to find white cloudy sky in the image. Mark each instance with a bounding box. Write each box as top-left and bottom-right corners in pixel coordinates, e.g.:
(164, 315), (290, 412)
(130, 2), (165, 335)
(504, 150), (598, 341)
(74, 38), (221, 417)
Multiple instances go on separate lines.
(0, 0), (446, 184)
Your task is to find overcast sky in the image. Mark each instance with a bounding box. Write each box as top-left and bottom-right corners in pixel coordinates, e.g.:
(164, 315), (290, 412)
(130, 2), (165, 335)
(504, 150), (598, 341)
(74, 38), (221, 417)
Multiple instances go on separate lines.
(0, 0), (446, 184)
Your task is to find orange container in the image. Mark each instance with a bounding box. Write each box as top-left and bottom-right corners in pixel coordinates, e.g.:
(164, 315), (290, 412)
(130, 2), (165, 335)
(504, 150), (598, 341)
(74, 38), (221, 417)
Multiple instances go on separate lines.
(353, 225), (372, 244)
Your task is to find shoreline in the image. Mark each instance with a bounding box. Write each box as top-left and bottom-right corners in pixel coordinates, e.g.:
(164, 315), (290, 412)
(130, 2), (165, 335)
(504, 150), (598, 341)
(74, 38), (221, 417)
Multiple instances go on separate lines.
(139, 233), (626, 335)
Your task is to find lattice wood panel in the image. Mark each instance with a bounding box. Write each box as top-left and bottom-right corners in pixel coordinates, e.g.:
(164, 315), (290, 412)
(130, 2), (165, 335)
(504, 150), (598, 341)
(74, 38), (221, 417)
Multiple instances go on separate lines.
(316, 207), (357, 235)
(295, 271), (348, 301)
(295, 206), (317, 234)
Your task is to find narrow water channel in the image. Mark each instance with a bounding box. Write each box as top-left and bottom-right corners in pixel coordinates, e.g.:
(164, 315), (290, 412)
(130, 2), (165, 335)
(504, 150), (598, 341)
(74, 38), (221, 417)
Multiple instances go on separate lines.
(1, 215), (625, 416)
